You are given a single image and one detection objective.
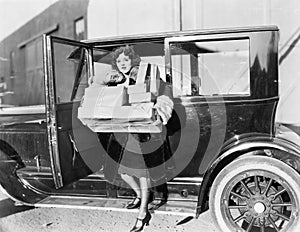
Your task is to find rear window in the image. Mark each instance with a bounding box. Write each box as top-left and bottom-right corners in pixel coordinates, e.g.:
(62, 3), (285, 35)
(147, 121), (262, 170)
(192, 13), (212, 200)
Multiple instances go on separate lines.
(169, 38), (250, 97)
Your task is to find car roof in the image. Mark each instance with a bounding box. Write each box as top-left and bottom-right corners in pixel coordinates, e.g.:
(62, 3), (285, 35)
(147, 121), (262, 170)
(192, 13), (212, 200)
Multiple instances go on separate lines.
(82, 25), (279, 45)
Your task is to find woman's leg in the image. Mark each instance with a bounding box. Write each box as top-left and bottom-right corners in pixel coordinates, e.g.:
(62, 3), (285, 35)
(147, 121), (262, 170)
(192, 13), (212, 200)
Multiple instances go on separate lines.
(137, 176), (151, 218)
(130, 176), (151, 231)
(121, 174), (141, 198)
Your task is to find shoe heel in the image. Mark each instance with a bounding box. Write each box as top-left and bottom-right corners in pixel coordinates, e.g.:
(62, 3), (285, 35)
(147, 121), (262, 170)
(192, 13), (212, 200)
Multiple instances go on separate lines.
(145, 212), (151, 226)
(130, 211), (151, 231)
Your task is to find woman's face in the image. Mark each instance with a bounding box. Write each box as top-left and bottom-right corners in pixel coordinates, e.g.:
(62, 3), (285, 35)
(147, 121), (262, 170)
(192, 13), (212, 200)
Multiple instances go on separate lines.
(116, 52), (132, 75)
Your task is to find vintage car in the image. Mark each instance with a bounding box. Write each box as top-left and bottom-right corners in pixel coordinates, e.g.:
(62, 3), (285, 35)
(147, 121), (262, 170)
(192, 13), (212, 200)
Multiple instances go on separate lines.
(1, 25), (300, 232)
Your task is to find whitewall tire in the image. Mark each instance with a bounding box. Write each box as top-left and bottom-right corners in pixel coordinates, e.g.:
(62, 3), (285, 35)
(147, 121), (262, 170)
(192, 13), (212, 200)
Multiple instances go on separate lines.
(209, 155), (300, 232)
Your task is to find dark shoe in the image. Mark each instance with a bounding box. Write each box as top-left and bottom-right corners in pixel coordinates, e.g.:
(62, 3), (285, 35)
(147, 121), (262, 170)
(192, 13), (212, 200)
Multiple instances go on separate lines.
(126, 197), (141, 209)
(130, 211), (151, 232)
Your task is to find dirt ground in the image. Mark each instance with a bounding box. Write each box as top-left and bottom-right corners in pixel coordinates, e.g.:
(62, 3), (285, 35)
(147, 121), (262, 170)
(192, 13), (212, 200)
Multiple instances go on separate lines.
(0, 192), (218, 232)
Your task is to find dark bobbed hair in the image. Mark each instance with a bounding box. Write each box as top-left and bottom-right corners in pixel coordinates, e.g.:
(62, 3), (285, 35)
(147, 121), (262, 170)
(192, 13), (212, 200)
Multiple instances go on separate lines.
(111, 45), (141, 71)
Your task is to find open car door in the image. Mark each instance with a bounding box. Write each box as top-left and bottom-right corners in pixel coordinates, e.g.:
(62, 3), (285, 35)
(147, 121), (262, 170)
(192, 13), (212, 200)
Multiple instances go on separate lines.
(43, 35), (105, 188)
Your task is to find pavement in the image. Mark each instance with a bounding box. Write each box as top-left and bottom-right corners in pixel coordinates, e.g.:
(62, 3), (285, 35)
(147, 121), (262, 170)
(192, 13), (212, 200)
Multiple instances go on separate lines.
(0, 192), (219, 232)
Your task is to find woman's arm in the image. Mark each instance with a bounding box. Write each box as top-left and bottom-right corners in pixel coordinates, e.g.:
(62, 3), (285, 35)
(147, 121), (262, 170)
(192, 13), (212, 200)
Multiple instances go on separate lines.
(154, 80), (174, 125)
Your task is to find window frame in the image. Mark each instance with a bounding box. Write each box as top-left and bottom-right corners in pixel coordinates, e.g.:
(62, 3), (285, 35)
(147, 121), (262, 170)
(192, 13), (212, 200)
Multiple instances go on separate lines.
(165, 34), (252, 99)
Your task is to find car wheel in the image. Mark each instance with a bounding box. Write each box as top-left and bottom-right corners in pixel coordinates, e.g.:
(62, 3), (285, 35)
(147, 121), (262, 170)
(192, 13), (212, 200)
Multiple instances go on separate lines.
(209, 155), (300, 232)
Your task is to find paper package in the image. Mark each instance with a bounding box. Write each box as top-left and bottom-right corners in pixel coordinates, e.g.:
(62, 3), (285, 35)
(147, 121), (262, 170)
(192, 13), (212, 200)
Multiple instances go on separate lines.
(78, 62), (162, 132)
(78, 85), (127, 119)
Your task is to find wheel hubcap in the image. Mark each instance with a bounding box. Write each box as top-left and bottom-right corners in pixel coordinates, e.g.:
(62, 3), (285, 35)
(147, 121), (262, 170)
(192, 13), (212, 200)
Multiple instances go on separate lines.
(253, 202), (265, 214)
(222, 174), (296, 231)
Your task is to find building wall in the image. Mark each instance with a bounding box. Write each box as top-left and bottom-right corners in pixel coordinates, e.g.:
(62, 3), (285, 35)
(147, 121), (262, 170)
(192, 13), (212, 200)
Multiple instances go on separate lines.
(0, 0), (89, 106)
(87, 0), (181, 38)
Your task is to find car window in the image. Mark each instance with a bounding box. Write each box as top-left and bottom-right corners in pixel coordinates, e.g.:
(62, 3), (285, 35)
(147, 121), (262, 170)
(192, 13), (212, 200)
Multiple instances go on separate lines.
(91, 42), (165, 86)
(52, 43), (90, 103)
(169, 38), (250, 97)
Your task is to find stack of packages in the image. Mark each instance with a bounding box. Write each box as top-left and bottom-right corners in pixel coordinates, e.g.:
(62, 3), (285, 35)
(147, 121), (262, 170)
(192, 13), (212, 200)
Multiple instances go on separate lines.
(78, 62), (161, 133)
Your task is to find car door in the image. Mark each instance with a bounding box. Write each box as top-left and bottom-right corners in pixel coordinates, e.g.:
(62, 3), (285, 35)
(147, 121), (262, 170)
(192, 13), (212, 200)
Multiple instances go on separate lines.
(43, 35), (105, 188)
(164, 33), (251, 179)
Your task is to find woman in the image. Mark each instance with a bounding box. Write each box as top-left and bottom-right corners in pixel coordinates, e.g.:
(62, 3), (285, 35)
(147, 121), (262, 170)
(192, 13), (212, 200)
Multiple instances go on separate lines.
(100, 45), (174, 231)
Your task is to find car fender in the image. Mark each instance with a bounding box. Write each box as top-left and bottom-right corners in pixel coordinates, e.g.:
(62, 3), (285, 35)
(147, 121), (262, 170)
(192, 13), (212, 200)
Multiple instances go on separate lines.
(195, 133), (300, 217)
(0, 139), (47, 205)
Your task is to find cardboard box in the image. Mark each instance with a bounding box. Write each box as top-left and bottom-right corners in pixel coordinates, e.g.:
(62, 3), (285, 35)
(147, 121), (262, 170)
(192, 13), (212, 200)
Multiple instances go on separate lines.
(149, 64), (160, 95)
(136, 62), (149, 84)
(81, 118), (162, 133)
(128, 92), (155, 104)
(127, 83), (147, 94)
(79, 98), (154, 119)
(78, 102), (161, 133)
(81, 85), (127, 107)
(77, 63), (163, 133)
(92, 102), (154, 120)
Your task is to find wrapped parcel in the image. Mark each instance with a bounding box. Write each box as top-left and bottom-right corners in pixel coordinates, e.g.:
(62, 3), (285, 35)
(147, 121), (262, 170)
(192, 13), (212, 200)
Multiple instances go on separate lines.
(78, 63), (162, 133)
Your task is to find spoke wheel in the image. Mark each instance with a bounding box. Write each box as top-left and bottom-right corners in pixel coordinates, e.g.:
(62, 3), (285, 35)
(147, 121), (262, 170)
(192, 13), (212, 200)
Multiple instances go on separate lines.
(209, 156), (300, 232)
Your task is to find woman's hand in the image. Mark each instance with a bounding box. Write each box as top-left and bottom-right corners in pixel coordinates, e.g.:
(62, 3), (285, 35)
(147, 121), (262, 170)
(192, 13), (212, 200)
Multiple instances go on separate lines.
(89, 70), (123, 86)
(104, 70), (124, 85)
(153, 95), (174, 125)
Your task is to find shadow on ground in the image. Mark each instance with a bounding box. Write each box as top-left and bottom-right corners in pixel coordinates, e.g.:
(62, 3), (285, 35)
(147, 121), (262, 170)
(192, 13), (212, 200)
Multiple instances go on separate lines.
(176, 216), (194, 225)
(0, 198), (34, 218)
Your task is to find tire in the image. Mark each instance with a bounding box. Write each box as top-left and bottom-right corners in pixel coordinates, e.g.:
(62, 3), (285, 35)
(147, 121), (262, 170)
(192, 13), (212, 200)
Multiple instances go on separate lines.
(209, 155), (300, 232)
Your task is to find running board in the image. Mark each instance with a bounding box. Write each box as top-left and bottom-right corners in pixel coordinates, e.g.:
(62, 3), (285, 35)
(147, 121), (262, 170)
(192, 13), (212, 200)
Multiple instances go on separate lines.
(35, 195), (197, 216)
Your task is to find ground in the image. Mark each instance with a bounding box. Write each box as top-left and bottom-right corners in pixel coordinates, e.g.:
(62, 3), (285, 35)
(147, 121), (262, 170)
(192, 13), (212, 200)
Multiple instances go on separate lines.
(0, 192), (218, 232)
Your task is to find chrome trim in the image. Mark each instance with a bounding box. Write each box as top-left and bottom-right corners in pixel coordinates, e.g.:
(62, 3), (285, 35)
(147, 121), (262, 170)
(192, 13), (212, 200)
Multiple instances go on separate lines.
(43, 35), (63, 188)
(171, 177), (203, 182)
(168, 182), (201, 185)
